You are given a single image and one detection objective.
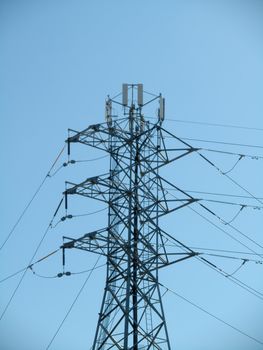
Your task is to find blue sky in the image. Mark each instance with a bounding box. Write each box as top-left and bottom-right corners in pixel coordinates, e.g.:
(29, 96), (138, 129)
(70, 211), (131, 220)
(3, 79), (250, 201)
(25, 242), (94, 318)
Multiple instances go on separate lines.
(1, 1), (263, 349)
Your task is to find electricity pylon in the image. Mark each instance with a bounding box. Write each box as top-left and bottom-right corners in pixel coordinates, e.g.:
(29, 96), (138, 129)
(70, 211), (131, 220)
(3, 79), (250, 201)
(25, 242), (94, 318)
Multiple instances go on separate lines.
(63, 84), (198, 349)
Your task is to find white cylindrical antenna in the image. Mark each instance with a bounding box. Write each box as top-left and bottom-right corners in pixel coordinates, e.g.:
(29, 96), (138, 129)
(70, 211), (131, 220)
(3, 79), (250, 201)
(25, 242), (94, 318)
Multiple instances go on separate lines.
(122, 84), (128, 106)
(159, 96), (165, 121)
(137, 84), (143, 106)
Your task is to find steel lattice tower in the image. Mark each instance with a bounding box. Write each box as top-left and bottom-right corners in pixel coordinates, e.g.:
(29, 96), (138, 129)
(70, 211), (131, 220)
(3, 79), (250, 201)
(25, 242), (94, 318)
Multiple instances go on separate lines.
(63, 84), (197, 349)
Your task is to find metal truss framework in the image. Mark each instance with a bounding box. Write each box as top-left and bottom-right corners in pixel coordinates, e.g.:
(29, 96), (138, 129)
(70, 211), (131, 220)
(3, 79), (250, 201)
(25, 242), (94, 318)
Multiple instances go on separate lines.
(63, 84), (198, 350)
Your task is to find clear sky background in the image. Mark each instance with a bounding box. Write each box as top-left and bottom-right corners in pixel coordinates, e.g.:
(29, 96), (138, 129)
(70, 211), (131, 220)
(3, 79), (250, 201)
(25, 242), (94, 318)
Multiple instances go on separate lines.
(1, 0), (263, 349)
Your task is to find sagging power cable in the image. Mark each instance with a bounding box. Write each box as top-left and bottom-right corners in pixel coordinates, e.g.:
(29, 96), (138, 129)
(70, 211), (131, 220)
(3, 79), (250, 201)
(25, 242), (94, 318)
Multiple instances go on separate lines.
(0, 254), (106, 283)
(225, 259), (248, 278)
(198, 152), (263, 207)
(48, 155), (108, 177)
(167, 194), (262, 227)
(197, 255), (263, 301)
(29, 263), (106, 279)
(0, 248), (60, 284)
(221, 154), (244, 175)
(223, 205), (245, 225)
(161, 229), (263, 301)
(51, 207), (107, 228)
(167, 189), (263, 253)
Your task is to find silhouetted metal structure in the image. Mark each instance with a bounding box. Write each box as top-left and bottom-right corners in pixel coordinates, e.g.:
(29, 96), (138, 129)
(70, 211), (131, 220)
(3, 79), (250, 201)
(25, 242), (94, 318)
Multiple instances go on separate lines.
(63, 84), (197, 349)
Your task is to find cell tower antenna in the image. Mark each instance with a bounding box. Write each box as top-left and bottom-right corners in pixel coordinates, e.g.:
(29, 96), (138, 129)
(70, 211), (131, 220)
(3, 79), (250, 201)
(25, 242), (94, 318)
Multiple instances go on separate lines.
(63, 84), (197, 349)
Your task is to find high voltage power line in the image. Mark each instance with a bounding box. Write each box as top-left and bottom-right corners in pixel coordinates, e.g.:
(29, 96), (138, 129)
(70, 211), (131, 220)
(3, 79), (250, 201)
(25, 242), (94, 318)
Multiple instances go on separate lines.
(0, 197), (64, 321)
(45, 256), (102, 350)
(161, 284), (263, 346)
(162, 117), (263, 132)
(0, 145), (66, 251)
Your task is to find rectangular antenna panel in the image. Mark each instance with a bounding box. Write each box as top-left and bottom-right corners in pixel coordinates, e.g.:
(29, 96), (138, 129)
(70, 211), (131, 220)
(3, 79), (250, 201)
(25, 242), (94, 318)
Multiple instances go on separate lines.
(137, 84), (143, 106)
(122, 84), (128, 106)
(159, 97), (165, 121)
